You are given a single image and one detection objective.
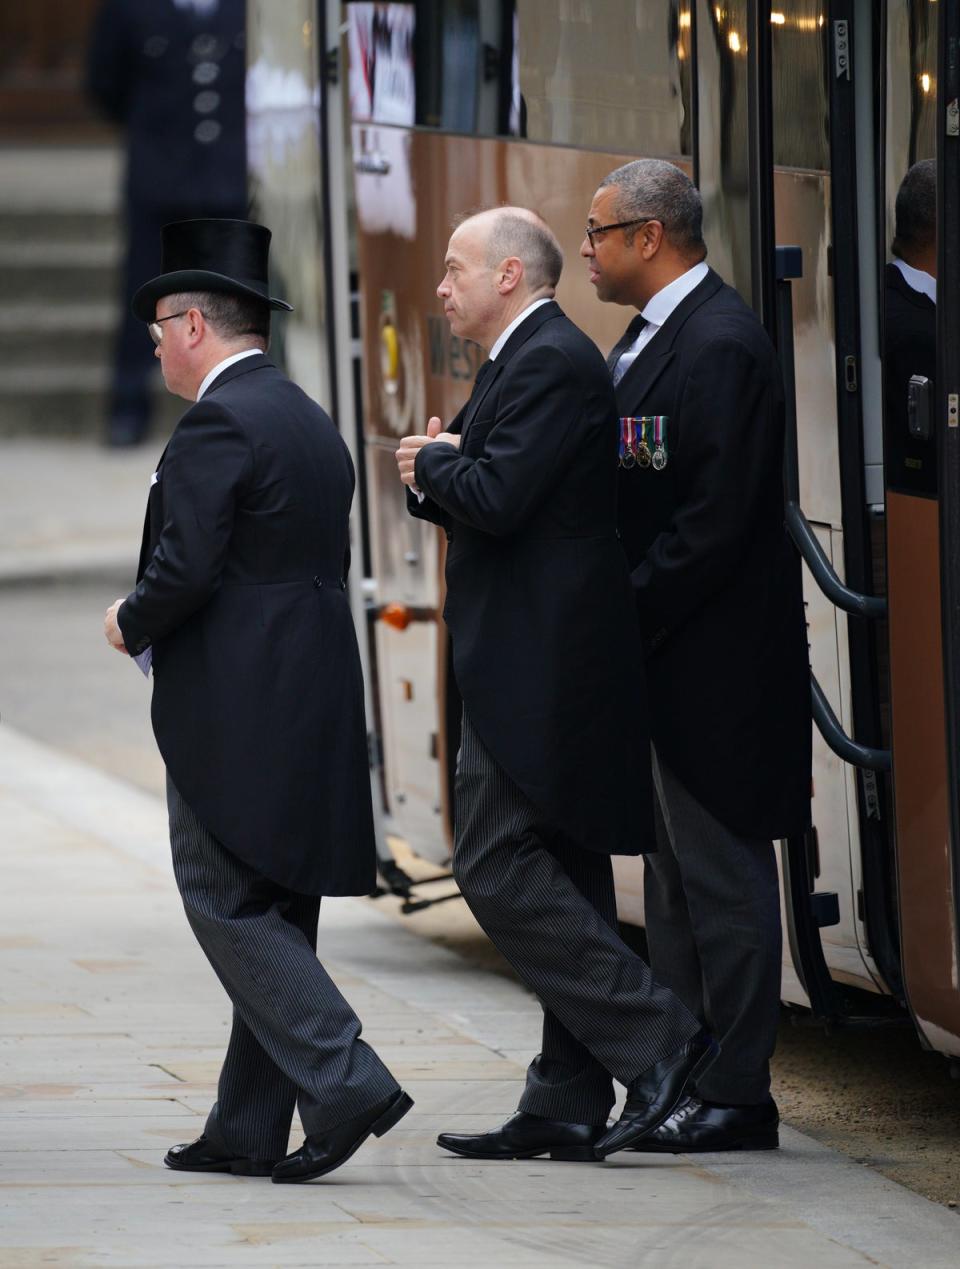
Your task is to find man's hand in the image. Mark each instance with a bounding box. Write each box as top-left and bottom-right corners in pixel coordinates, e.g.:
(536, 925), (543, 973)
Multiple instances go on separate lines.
(104, 598), (129, 654)
(396, 416), (460, 487)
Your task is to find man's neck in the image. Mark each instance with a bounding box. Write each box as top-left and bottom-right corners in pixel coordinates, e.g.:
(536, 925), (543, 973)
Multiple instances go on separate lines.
(193, 345), (263, 400)
(487, 290), (552, 352)
(630, 255), (705, 310)
(898, 248), (936, 280)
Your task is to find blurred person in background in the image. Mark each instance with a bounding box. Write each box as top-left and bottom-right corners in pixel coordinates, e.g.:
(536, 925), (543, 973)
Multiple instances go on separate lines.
(87, 0), (247, 447)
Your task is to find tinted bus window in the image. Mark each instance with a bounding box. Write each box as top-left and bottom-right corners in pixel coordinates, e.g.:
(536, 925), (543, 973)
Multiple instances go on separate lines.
(770, 2), (829, 172)
(397, 0), (693, 158)
(515, 0), (692, 157)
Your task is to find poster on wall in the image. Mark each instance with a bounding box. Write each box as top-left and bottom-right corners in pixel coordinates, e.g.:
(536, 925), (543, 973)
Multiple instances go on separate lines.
(348, 2), (415, 126)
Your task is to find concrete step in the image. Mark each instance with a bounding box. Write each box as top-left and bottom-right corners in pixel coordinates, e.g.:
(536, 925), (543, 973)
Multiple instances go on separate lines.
(0, 365), (179, 438)
(0, 208), (120, 246)
(0, 251), (119, 304)
(0, 303), (117, 367)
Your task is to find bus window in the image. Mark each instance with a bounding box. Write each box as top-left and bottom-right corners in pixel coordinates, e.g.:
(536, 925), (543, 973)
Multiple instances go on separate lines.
(408, 1), (693, 157)
(695, 0), (752, 303)
(514, 1), (692, 157)
(770, 3), (828, 173)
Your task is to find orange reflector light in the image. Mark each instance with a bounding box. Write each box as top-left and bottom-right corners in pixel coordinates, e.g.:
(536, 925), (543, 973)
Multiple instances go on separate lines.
(381, 602), (412, 631)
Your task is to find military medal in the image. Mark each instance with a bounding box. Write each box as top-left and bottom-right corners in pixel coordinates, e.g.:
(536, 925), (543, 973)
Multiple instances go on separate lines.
(636, 417), (652, 468)
(652, 415), (668, 471)
(619, 417), (636, 468)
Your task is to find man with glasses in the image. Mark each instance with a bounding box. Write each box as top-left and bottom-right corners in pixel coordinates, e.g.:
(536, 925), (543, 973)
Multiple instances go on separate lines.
(397, 206), (713, 1164)
(582, 160), (811, 1153)
(103, 218), (410, 1183)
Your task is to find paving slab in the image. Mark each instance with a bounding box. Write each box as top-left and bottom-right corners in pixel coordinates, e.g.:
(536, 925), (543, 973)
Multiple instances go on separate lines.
(1, 723), (958, 1267)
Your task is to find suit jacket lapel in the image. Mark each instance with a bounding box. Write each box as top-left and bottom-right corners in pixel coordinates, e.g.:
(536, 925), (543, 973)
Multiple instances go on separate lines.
(615, 269), (723, 408)
(461, 300), (562, 442)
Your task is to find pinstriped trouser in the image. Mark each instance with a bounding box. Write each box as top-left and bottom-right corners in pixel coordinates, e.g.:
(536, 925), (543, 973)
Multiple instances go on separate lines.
(453, 715), (701, 1126)
(646, 749), (782, 1105)
(167, 777), (399, 1160)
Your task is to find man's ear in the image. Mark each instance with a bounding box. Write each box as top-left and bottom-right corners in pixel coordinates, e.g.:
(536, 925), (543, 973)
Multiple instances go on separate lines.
(640, 221), (666, 260)
(498, 256), (524, 294)
(186, 307), (205, 344)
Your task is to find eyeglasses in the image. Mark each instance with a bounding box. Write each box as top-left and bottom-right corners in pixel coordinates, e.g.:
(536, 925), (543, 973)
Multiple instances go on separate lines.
(584, 217), (656, 247)
(148, 310), (201, 346)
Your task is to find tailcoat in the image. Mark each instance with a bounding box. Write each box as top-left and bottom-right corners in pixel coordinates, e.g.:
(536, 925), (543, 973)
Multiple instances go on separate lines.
(409, 301), (656, 856)
(118, 355), (376, 896)
(614, 269), (811, 840)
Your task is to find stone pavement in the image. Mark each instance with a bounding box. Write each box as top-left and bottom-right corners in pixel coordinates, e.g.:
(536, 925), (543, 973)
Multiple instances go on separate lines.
(2, 725), (958, 1268)
(0, 438), (163, 584)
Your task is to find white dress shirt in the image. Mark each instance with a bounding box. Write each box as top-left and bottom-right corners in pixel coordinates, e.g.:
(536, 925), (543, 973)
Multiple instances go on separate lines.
(612, 260), (710, 384)
(892, 256), (936, 304)
(489, 297), (553, 359)
(196, 348), (263, 401)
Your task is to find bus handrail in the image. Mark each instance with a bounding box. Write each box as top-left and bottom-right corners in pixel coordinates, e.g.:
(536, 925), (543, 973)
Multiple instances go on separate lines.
(786, 501), (887, 620)
(810, 671), (891, 772)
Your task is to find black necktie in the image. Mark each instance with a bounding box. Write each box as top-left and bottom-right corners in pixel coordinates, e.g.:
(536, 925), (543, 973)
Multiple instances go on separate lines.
(606, 313), (647, 378)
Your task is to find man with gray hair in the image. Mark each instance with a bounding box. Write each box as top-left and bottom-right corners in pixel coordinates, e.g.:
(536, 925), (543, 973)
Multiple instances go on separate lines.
(397, 205), (712, 1164)
(582, 160), (811, 1153)
(103, 218), (410, 1184)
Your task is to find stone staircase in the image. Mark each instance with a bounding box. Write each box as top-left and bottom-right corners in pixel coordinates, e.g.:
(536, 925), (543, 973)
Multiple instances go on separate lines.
(0, 147), (177, 438)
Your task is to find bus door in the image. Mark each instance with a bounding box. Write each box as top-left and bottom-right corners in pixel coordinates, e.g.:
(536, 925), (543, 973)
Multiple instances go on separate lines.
(761, 2), (899, 1015)
(882, 0), (960, 1060)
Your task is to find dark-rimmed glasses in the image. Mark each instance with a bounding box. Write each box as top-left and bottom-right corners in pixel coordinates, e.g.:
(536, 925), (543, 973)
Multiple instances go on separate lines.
(584, 217), (655, 247)
(148, 310), (201, 346)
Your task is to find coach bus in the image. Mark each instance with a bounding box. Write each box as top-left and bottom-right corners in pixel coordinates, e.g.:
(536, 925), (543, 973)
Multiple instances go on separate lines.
(246, 0), (960, 1071)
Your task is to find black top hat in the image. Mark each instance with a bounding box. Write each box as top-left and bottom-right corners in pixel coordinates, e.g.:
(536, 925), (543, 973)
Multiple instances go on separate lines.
(132, 218), (294, 322)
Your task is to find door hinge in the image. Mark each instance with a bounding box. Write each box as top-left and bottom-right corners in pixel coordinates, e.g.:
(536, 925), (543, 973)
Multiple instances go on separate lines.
(833, 20), (851, 81)
(324, 47), (339, 85)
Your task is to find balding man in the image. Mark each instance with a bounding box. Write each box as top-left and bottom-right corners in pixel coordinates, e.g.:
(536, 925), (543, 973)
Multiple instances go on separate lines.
(396, 207), (711, 1163)
(583, 160), (811, 1153)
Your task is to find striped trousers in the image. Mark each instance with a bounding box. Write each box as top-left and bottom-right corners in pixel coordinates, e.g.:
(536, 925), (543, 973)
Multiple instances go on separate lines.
(646, 749), (782, 1105)
(453, 715), (701, 1126)
(167, 776), (398, 1160)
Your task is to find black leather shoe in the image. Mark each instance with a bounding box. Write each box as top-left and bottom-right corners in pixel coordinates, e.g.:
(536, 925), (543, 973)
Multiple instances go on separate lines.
(594, 1028), (719, 1159)
(163, 1134), (277, 1176)
(272, 1089), (413, 1183)
(630, 1096), (779, 1152)
(437, 1111), (604, 1162)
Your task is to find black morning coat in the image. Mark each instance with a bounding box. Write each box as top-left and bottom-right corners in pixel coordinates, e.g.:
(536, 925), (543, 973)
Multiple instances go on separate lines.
(409, 301), (657, 856)
(118, 355), (377, 896)
(614, 269), (812, 841)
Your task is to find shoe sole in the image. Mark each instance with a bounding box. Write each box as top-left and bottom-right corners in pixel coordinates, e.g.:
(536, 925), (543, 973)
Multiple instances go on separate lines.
(595, 1039), (720, 1160)
(437, 1142), (598, 1163)
(272, 1090), (414, 1183)
(630, 1131), (780, 1154)
(163, 1157), (276, 1176)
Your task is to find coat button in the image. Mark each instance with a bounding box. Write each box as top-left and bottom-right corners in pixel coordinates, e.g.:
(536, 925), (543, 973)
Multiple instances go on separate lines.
(313, 576), (322, 589)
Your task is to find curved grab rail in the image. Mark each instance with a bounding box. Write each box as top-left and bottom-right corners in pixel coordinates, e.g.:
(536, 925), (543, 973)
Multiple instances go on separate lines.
(786, 502), (887, 620)
(811, 672), (891, 771)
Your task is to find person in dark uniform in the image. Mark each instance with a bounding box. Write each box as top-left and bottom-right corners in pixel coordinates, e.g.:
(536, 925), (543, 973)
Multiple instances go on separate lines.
(87, 0), (248, 446)
(884, 159), (937, 498)
(103, 218), (411, 1182)
(397, 207), (713, 1164)
(582, 160), (811, 1153)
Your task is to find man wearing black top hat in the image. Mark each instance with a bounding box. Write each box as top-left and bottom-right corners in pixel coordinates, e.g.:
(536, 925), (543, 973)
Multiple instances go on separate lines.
(103, 218), (411, 1182)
